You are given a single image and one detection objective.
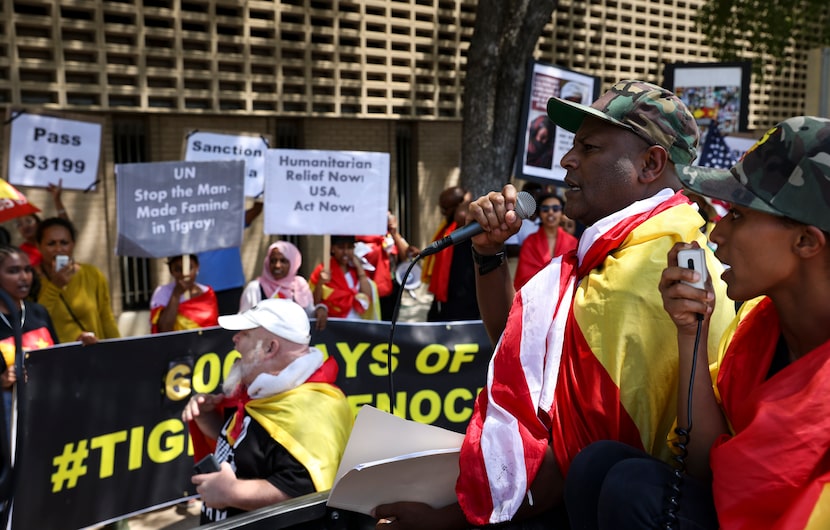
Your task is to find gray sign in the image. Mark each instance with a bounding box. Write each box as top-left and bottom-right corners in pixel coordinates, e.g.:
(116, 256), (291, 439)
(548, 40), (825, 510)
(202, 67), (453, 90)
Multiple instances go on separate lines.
(115, 160), (245, 258)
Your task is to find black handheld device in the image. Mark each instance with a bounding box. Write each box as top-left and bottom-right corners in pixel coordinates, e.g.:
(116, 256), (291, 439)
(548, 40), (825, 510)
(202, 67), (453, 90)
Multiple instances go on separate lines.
(193, 453), (221, 475)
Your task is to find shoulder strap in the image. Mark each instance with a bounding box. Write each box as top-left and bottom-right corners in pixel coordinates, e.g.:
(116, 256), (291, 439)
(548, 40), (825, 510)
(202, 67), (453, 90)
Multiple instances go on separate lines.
(58, 293), (86, 332)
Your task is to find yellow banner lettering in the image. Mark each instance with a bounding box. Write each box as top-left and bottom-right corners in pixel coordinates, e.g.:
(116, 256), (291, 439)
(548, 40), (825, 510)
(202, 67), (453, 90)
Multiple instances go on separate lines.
(147, 419), (185, 463)
(369, 343), (398, 376)
(448, 343), (478, 373)
(337, 342), (370, 378)
(90, 430), (128, 478)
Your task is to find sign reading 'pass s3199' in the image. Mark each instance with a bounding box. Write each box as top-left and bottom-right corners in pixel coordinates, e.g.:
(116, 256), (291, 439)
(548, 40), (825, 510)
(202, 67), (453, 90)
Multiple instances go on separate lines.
(7, 112), (102, 191)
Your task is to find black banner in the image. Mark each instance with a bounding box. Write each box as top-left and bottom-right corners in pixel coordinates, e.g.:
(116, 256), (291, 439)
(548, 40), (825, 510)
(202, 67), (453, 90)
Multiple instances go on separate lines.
(12, 319), (491, 529)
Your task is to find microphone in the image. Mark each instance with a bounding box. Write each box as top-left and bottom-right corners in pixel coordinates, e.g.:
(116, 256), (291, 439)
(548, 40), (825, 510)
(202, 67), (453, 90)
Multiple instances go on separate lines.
(419, 191), (537, 257)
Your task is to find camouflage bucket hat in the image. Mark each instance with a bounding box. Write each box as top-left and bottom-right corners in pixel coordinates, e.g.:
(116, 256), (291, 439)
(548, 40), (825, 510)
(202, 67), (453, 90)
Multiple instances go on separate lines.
(546, 80), (700, 165)
(676, 116), (830, 232)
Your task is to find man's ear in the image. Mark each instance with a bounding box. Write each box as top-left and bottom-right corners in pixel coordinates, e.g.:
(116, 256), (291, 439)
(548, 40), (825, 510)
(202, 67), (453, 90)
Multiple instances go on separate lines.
(264, 338), (281, 358)
(794, 225), (827, 259)
(639, 145), (669, 184)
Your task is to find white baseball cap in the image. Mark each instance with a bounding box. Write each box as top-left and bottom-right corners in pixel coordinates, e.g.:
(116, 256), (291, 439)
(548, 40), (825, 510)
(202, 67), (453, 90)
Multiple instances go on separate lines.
(218, 298), (311, 345)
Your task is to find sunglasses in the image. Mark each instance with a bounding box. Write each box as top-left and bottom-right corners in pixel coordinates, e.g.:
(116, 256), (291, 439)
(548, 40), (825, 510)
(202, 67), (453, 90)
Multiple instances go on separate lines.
(539, 204), (562, 213)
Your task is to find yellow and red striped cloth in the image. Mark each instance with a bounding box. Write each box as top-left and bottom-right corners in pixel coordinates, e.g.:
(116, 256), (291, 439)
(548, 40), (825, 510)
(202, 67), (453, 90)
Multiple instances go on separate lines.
(457, 190), (735, 525)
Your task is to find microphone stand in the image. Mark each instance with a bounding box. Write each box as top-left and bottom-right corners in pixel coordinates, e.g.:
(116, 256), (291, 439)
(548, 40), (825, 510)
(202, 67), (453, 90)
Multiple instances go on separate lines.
(384, 255), (424, 416)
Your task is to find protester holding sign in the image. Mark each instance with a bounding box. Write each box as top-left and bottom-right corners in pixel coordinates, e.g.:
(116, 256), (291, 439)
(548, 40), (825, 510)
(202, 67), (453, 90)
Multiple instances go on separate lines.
(35, 218), (119, 344)
(150, 254), (219, 333)
(15, 179), (69, 268)
(183, 299), (352, 524)
(310, 236), (379, 321)
(239, 240), (327, 330)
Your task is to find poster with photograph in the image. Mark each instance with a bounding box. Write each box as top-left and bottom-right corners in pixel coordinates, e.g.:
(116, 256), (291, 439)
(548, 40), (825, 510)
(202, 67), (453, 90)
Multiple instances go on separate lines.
(514, 61), (600, 185)
(664, 61), (752, 167)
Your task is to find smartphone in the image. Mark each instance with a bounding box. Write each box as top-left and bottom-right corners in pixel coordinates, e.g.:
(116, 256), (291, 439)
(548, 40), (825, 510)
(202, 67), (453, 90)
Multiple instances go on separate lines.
(677, 248), (707, 290)
(55, 255), (69, 270)
(193, 453), (221, 475)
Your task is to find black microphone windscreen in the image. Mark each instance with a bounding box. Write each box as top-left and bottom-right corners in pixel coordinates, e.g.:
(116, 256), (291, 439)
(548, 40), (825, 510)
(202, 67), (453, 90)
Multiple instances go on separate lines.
(515, 191), (537, 220)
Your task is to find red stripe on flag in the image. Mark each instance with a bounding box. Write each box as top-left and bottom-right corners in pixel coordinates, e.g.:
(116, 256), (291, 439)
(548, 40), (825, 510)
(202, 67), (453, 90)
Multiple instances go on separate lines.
(551, 317), (644, 475)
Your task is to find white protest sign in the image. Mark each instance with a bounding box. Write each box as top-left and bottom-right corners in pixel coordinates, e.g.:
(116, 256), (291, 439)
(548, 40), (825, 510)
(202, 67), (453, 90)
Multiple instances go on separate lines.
(184, 131), (268, 198)
(115, 160), (245, 258)
(264, 149), (389, 235)
(7, 113), (102, 190)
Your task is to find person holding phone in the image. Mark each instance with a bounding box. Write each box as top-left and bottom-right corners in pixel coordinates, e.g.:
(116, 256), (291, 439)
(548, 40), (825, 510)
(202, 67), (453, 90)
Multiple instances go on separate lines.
(373, 80), (736, 530)
(564, 116), (830, 529)
(34, 217), (119, 345)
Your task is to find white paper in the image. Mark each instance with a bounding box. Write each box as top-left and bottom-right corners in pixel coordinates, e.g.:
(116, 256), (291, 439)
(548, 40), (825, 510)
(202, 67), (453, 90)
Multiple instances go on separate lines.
(327, 406), (464, 515)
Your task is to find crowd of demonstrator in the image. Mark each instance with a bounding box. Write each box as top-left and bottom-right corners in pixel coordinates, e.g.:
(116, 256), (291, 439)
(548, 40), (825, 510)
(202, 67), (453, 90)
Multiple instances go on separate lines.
(5, 81), (830, 530)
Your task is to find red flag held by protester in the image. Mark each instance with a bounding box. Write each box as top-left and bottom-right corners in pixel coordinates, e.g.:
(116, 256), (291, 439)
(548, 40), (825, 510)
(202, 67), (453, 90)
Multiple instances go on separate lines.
(0, 179), (40, 223)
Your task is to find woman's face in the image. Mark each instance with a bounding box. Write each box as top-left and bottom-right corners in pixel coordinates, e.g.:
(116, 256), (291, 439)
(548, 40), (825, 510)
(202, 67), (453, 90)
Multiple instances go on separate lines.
(539, 197), (564, 229)
(0, 252), (33, 303)
(15, 215), (38, 242)
(269, 249), (291, 280)
(710, 205), (800, 301)
(39, 225), (75, 265)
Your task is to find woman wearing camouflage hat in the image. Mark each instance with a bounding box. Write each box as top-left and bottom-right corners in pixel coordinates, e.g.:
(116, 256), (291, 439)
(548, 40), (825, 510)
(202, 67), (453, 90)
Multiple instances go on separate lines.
(565, 116), (830, 529)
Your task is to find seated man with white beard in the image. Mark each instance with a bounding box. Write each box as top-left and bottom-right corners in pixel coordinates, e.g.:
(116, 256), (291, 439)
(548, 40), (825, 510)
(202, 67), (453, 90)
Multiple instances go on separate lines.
(182, 298), (353, 524)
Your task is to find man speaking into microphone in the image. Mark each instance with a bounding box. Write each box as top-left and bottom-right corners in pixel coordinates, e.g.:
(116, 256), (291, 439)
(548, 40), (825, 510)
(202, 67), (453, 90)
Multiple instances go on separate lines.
(374, 80), (736, 529)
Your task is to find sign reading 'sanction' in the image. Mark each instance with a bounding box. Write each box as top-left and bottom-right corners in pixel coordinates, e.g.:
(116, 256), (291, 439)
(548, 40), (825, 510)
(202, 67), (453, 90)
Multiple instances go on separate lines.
(184, 131), (268, 198)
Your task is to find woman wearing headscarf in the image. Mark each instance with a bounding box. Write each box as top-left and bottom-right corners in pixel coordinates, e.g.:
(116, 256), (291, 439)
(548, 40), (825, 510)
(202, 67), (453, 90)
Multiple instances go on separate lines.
(239, 241), (327, 330)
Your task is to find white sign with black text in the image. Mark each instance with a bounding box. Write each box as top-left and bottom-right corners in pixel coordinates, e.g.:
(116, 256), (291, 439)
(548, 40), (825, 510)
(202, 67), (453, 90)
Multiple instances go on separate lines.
(7, 113), (102, 190)
(264, 149), (389, 236)
(183, 131), (269, 198)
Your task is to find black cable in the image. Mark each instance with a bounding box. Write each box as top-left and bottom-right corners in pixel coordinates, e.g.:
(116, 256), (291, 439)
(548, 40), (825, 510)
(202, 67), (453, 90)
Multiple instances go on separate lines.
(663, 316), (703, 529)
(384, 255), (423, 415)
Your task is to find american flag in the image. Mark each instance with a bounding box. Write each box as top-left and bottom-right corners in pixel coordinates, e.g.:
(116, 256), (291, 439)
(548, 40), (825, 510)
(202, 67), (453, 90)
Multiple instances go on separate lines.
(697, 120), (736, 218)
(698, 120), (739, 169)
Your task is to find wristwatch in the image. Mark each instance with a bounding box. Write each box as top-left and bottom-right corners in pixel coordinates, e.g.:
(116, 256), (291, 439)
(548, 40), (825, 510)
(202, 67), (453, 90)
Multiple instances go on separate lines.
(471, 246), (506, 275)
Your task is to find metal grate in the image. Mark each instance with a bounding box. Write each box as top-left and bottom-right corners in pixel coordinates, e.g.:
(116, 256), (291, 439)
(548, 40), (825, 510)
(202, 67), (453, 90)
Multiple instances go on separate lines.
(112, 120), (152, 311)
(395, 123), (414, 238)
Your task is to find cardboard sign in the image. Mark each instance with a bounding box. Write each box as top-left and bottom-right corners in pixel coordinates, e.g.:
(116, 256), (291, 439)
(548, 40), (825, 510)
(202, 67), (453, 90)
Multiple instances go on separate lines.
(264, 149), (389, 236)
(6, 112), (102, 190)
(184, 131), (269, 198)
(115, 160), (245, 258)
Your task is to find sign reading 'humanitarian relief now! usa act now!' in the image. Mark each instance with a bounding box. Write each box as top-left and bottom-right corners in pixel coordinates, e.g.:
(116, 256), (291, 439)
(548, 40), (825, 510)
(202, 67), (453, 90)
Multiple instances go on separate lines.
(264, 149), (390, 236)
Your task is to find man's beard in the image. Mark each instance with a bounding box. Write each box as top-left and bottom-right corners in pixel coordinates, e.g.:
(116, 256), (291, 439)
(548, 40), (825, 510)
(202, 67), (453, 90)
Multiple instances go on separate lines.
(222, 340), (265, 395)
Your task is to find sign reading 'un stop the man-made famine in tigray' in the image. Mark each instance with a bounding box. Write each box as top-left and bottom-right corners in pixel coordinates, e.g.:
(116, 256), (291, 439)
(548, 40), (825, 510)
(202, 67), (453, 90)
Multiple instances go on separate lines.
(115, 160), (245, 258)
(183, 131), (269, 198)
(264, 149), (390, 235)
(6, 112), (102, 191)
